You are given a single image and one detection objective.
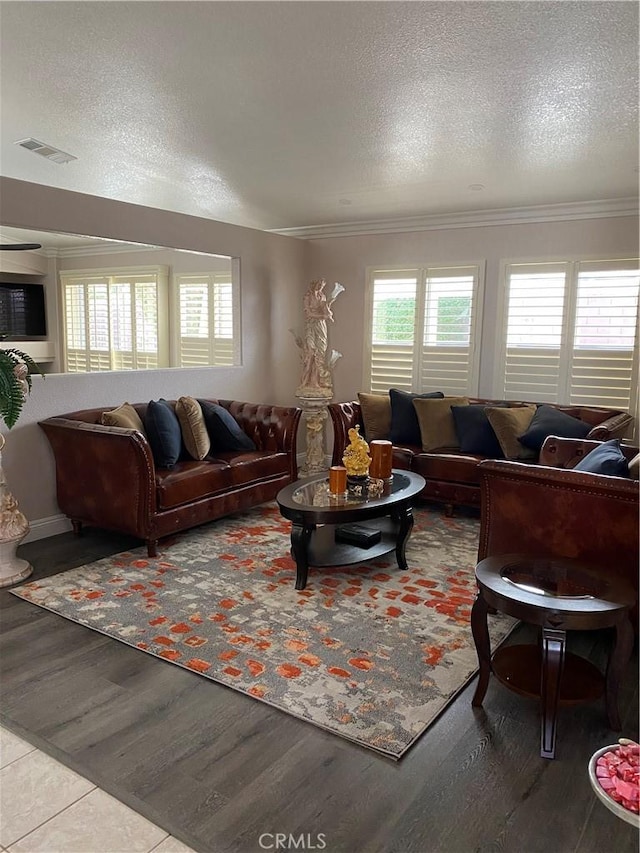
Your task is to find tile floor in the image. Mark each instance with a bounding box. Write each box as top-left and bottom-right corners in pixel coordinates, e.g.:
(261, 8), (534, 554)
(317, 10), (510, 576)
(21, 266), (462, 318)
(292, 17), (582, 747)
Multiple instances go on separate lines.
(0, 725), (196, 853)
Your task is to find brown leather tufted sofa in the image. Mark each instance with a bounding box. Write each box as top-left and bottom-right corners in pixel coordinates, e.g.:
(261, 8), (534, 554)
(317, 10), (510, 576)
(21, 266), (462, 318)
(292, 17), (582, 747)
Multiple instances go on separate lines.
(328, 399), (634, 514)
(40, 399), (301, 557)
(477, 435), (639, 626)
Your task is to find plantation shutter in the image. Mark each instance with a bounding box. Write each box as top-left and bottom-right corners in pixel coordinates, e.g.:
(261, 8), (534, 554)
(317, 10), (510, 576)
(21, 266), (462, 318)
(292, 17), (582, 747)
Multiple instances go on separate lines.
(367, 265), (482, 395)
(499, 263), (568, 402)
(369, 270), (418, 392)
(498, 260), (639, 410)
(61, 268), (166, 372)
(569, 261), (640, 409)
(177, 273), (235, 366)
(421, 267), (480, 395)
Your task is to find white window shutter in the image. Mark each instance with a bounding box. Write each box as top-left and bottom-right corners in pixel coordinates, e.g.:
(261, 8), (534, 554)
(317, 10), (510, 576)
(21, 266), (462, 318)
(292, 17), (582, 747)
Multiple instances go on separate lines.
(569, 265), (640, 409)
(421, 268), (480, 396)
(176, 273), (236, 366)
(498, 259), (639, 409)
(500, 264), (568, 402)
(369, 270), (418, 392)
(366, 266), (482, 395)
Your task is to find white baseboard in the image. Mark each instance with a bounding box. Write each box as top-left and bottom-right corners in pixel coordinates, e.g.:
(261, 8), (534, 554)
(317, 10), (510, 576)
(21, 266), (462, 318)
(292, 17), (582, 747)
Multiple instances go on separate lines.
(23, 514), (72, 543)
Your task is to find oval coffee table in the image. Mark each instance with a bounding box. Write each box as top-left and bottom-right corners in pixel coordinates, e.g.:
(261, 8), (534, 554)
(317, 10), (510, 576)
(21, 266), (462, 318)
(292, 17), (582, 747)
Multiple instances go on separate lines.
(471, 554), (635, 759)
(277, 470), (425, 589)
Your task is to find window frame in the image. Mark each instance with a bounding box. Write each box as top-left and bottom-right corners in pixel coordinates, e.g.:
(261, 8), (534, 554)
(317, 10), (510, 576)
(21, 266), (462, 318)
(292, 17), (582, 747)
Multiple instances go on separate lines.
(363, 262), (485, 396)
(59, 265), (170, 373)
(172, 258), (242, 368)
(494, 255), (640, 412)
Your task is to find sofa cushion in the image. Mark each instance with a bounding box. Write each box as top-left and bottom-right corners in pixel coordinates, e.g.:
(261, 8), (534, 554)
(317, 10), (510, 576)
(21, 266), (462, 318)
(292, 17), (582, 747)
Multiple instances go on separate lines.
(357, 392), (391, 441)
(101, 402), (146, 435)
(144, 399), (183, 468)
(199, 400), (256, 451)
(413, 396), (469, 451)
(175, 396), (211, 460)
(629, 453), (640, 480)
(574, 439), (630, 477)
(412, 452), (484, 486)
(451, 405), (505, 457)
(519, 404), (591, 451)
(389, 388), (444, 445)
(209, 450), (291, 487)
(485, 405), (537, 460)
(155, 460), (233, 509)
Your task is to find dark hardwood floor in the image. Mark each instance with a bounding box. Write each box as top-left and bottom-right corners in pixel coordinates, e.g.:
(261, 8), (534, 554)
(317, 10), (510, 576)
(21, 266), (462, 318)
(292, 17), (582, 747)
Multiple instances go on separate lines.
(1, 524), (638, 853)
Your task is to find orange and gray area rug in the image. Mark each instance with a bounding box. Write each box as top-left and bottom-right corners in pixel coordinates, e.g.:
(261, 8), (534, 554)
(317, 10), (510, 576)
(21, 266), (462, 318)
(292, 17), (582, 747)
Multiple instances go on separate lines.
(11, 503), (514, 759)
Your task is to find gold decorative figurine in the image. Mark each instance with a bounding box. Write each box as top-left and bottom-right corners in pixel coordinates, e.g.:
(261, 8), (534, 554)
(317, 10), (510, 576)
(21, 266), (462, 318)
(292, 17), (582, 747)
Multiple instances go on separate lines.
(342, 426), (373, 497)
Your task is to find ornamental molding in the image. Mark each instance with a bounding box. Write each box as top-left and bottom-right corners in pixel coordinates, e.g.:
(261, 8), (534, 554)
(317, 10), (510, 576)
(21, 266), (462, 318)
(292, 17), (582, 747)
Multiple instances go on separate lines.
(269, 198), (639, 240)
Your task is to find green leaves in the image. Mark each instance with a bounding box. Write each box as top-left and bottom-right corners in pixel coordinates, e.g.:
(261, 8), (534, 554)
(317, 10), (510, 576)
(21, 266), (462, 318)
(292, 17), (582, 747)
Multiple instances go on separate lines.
(0, 349), (44, 429)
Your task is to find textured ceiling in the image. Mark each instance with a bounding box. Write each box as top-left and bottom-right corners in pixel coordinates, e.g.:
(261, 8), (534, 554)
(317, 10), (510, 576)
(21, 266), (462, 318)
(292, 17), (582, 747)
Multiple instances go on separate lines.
(0, 1), (638, 232)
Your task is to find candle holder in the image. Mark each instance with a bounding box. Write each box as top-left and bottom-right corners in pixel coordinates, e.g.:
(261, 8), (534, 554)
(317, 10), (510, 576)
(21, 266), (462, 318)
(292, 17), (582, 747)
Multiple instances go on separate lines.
(369, 439), (393, 482)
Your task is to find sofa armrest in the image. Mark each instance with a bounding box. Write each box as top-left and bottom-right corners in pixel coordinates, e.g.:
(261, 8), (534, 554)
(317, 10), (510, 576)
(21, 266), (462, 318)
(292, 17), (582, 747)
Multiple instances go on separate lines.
(219, 401), (302, 480)
(477, 458), (638, 613)
(39, 417), (157, 536)
(587, 411), (634, 440)
(327, 402), (362, 466)
(539, 435), (639, 468)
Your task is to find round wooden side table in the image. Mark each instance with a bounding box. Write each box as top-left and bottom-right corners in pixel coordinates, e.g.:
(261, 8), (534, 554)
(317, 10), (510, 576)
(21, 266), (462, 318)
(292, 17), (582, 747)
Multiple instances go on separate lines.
(471, 554), (635, 759)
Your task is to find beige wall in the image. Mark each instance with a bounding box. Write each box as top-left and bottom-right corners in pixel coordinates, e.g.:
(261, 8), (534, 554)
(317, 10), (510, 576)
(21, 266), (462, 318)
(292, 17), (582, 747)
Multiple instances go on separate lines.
(306, 216), (640, 402)
(0, 177), (308, 530)
(2, 176), (638, 536)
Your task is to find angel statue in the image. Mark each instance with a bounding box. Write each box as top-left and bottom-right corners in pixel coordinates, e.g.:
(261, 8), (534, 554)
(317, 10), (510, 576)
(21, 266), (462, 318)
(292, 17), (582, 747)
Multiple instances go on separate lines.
(291, 279), (345, 398)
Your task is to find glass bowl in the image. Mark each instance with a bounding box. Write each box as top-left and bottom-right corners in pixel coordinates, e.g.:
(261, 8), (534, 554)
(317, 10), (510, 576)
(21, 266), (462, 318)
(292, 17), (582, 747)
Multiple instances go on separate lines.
(588, 744), (640, 828)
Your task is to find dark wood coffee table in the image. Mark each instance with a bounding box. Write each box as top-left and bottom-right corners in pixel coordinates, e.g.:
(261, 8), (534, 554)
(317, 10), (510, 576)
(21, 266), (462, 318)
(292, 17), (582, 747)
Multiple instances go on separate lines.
(276, 470), (425, 590)
(471, 554), (635, 759)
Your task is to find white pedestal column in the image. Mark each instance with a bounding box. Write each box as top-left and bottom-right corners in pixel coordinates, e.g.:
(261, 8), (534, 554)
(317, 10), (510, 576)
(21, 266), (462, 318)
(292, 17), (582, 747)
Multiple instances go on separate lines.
(297, 396), (330, 478)
(0, 439), (32, 587)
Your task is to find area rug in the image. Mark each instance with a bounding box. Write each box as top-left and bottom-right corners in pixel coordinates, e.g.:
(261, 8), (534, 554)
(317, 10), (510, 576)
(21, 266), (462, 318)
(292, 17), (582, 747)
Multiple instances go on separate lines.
(11, 503), (514, 759)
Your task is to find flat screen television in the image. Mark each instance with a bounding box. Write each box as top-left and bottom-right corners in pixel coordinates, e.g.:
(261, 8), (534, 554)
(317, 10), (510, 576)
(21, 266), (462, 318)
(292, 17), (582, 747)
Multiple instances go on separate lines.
(0, 282), (47, 340)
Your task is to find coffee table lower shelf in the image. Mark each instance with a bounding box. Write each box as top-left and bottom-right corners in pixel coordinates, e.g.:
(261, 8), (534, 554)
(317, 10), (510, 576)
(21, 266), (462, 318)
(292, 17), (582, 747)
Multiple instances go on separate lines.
(305, 517), (399, 568)
(492, 644), (604, 704)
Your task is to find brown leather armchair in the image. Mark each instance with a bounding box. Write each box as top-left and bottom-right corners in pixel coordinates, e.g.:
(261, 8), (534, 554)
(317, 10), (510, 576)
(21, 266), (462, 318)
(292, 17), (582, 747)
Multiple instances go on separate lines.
(477, 436), (639, 625)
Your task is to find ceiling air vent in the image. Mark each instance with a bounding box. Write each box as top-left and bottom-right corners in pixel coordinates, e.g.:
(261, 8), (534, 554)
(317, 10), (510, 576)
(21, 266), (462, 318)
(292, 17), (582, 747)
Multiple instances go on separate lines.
(15, 138), (77, 164)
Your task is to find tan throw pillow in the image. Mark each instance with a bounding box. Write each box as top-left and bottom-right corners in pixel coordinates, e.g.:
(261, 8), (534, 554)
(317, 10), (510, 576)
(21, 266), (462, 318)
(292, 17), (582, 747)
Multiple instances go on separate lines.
(175, 396), (210, 460)
(357, 392), (391, 441)
(628, 452), (640, 480)
(485, 405), (537, 460)
(101, 402), (146, 436)
(413, 397), (469, 451)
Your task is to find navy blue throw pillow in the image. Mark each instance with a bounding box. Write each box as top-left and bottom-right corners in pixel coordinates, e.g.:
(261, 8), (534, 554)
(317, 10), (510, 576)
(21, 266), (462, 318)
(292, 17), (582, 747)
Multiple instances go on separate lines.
(199, 400), (256, 452)
(144, 399), (183, 468)
(451, 405), (505, 457)
(519, 404), (591, 451)
(573, 439), (629, 477)
(389, 388), (444, 445)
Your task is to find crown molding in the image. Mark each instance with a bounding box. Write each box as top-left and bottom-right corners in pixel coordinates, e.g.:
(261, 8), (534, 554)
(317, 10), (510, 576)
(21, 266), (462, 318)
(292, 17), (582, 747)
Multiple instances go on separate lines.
(269, 197), (639, 240)
(49, 243), (160, 259)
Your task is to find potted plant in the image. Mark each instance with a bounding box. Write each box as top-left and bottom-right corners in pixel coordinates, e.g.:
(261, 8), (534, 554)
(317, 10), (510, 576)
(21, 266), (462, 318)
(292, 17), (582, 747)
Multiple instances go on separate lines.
(0, 347), (42, 428)
(0, 348), (44, 586)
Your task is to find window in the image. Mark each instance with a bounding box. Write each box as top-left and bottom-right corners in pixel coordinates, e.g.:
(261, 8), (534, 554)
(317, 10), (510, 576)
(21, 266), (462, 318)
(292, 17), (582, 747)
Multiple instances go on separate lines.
(60, 267), (169, 372)
(60, 263), (240, 372)
(174, 272), (237, 366)
(365, 265), (483, 395)
(496, 259), (640, 410)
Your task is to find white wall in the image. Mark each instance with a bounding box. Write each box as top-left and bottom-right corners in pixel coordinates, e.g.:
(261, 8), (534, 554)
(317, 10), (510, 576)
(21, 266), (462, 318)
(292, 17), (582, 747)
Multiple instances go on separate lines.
(0, 177), (308, 530)
(306, 215), (640, 402)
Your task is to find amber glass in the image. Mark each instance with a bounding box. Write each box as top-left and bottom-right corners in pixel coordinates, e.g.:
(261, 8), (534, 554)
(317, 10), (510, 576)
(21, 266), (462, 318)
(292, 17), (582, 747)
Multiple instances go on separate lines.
(328, 465), (347, 494)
